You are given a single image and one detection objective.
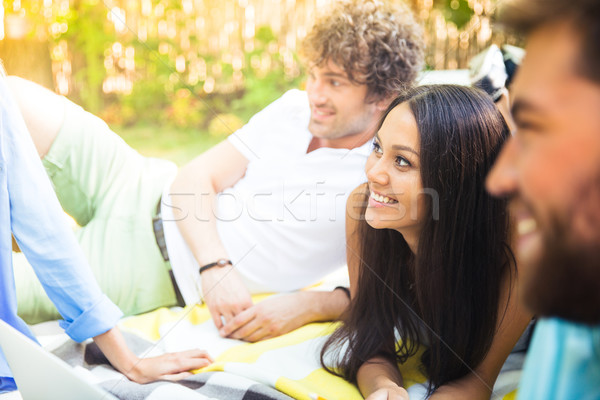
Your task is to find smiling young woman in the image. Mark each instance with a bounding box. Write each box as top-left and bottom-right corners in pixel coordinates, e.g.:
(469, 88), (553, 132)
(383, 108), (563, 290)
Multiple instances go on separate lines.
(363, 101), (426, 251)
(322, 85), (532, 399)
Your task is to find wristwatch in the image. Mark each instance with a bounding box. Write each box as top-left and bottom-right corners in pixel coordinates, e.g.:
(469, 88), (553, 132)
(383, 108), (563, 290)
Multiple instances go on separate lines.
(199, 258), (232, 274)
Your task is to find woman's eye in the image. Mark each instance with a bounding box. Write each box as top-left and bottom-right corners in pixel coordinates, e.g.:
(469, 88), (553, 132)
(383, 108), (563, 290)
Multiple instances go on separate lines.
(372, 141), (382, 155)
(330, 80), (340, 87)
(395, 156), (410, 167)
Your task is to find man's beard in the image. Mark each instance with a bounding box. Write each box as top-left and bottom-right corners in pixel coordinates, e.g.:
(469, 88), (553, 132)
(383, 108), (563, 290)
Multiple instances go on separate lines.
(522, 176), (600, 324)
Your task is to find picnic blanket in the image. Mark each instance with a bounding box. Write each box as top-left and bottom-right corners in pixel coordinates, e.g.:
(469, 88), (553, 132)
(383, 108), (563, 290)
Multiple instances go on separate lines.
(39, 294), (523, 400)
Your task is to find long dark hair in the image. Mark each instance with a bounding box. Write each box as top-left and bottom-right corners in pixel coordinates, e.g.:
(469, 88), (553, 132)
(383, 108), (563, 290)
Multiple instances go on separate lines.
(321, 85), (514, 394)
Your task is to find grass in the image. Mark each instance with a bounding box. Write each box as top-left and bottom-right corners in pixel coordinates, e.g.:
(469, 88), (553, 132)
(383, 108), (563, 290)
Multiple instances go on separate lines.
(114, 123), (224, 166)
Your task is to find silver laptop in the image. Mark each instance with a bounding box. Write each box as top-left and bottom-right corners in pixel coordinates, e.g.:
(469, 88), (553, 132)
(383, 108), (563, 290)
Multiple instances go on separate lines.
(0, 319), (117, 399)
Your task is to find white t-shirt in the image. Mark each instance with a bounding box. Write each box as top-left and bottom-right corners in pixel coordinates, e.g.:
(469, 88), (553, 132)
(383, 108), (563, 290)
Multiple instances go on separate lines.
(162, 89), (371, 305)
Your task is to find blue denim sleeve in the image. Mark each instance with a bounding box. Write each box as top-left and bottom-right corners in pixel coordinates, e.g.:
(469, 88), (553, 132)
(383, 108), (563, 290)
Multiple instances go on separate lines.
(1, 78), (122, 343)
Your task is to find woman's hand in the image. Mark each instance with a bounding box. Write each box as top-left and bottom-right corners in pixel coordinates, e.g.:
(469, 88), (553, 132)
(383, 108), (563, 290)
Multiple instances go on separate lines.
(125, 349), (213, 383)
(366, 385), (410, 400)
(94, 327), (213, 384)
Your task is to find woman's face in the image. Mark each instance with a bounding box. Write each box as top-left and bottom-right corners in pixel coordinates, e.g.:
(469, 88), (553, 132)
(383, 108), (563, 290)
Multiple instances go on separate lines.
(364, 102), (427, 236)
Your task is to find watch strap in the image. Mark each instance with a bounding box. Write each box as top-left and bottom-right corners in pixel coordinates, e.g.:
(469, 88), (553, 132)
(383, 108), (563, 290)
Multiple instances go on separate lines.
(334, 286), (351, 300)
(199, 259), (232, 274)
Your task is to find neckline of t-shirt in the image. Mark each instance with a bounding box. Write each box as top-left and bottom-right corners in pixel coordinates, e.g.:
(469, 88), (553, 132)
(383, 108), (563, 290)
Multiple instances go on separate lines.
(303, 135), (372, 157)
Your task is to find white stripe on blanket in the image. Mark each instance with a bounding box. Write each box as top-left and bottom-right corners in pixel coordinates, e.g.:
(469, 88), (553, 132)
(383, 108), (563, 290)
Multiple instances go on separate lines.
(117, 296), (520, 400)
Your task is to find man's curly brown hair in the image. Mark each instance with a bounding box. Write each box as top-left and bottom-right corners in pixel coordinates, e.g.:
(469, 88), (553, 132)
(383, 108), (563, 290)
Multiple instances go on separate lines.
(299, 0), (424, 102)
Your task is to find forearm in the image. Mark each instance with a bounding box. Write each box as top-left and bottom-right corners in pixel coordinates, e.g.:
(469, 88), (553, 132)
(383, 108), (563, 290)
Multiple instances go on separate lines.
(169, 140), (248, 266)
(170, 171), (228, 265)
(357, 356), (404, 397)
(93, 327), (141, 381)
(94, 327), (214, 383)
(303, 289), (350, 322)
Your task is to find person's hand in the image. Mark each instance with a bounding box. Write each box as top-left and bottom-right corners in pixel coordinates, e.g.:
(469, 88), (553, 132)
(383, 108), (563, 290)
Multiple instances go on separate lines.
(201, 265), (253, 330)
(218, 292), (313, 342)
(366, 386), (410, 400)
(126, 349), (213, 383)
(93, 327), (212, 384)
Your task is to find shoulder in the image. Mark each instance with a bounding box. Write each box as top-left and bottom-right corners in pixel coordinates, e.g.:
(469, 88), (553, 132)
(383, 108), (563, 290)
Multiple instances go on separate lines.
(270, 89), (309, 119)
(279, 88), (308, 104)
(264, 89), (307, 113)
(243, 89), (308, 130)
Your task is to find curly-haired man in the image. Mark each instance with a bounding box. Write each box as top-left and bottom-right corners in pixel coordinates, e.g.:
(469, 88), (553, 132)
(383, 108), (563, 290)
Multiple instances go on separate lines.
(11, 0), (424, 341)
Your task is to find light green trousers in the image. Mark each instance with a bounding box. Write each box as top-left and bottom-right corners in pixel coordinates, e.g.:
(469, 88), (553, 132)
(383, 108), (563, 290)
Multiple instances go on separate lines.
(14, 97), (179, 324)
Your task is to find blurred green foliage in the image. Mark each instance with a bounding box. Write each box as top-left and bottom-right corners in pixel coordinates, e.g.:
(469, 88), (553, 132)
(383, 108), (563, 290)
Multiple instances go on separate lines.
(69, 24), (303, 135)
(62, 0), (117, 113)
(231, 26), (303, 123)
(117, 123), (221, 165)
(47, 2), (472, 134)
(208, 113), (244, 138)
(435, 0), (475, 29)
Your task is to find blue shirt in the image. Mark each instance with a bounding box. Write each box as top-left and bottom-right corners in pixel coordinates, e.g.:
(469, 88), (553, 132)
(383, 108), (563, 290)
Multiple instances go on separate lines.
(0, 78), (122, 392)
(518, 318), (600, 400)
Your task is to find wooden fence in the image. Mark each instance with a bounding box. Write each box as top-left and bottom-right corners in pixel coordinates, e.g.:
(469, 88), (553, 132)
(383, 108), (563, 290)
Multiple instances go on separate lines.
(0, 0), (520, 95)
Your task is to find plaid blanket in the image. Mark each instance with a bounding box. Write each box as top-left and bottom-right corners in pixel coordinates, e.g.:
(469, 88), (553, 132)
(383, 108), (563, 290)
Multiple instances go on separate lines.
(35, 294), (523, 400)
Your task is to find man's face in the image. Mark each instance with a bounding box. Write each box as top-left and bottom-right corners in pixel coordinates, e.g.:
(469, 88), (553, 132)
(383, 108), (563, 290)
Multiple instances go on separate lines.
(486, 21), (600, 323)
(305, 60), (383, 148)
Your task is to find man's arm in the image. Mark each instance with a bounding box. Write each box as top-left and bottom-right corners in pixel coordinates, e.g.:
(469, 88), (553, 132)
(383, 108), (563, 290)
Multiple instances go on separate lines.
(169, 140), (253, 329)
(219, 185), (366, 342)
(219, 288), (350, 342)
